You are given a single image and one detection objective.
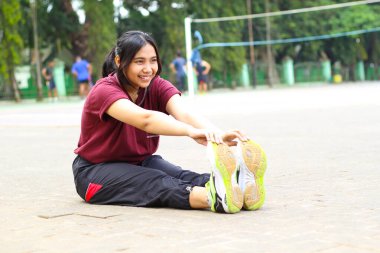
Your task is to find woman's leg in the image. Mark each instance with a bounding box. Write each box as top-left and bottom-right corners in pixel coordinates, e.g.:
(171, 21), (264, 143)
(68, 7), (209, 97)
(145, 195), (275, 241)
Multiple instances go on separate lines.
(141, 156), (211, 209)
(72, 156), (196, 209)
(189, 186), (209, 209)
(141, 155), (210, 187)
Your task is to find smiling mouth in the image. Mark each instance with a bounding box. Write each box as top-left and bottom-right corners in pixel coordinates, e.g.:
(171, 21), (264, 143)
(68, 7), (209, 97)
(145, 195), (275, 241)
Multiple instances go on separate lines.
(139, 75), (152, 81)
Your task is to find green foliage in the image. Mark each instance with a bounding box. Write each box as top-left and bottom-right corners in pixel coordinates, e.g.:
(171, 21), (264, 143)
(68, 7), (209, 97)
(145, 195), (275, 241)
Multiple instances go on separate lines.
(3, 0), (380, 94)
(0, 0), (24, 80)
(324, 4), (380, 64)
(153, 0), (188, 65)
(37, 0), (81, 50)
(83, 0), (116, 79)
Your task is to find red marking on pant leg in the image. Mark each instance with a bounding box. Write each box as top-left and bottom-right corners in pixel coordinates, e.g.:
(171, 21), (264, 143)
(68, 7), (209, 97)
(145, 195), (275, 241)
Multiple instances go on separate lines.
(85, 183), (103, 202)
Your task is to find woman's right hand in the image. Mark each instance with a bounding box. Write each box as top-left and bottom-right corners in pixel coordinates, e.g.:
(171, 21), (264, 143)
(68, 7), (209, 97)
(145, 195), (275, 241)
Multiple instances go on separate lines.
(221, 129), (248, 146)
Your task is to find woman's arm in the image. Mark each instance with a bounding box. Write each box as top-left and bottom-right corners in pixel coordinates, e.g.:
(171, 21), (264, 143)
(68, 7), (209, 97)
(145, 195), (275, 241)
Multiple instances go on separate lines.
(107, 98), (192, 136)
(106, 98), (219, 145)
(166, 94), (247, 145)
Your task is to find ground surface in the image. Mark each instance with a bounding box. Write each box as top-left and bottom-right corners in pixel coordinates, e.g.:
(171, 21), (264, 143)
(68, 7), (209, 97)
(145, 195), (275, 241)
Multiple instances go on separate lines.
(1, 82), (379, 253)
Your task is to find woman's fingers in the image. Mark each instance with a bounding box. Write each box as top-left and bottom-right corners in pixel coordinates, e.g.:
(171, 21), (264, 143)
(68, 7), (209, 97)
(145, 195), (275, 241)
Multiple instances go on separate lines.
(219, 130), (250, 146)
(192, 128), (249, 146)
(230, 129), (249, 141)
(204, 131), (224, 144)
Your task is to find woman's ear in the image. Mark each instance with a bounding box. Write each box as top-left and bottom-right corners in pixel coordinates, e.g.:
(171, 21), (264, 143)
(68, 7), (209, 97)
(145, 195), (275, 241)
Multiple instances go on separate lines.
(114, 55), (120, 68)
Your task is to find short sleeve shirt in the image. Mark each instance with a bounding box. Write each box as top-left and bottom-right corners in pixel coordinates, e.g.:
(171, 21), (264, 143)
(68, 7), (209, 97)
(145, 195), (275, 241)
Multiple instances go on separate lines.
(172, 57), (186, 77)
(74, 74), (180, 164)
(71, 60), (90, 81)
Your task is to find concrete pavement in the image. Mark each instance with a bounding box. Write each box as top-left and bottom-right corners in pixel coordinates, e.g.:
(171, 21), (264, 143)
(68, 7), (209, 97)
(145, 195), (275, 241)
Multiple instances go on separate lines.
(0, 83), (379, 253)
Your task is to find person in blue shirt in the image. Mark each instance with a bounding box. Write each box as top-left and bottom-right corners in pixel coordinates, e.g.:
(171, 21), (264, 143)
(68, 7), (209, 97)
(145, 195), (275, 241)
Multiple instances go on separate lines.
(170, 51), (187, 92)
(71, 56), (92, 99)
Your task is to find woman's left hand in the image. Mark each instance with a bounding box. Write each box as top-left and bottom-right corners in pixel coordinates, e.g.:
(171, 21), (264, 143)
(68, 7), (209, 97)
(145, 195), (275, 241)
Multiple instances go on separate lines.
(189, 128), (225, 146)
(222, 130), (248, 146)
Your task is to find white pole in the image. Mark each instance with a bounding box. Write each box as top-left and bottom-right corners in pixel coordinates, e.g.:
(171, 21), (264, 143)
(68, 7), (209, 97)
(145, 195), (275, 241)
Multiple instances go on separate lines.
(185, 17), (195, 97)
(30, 0), (43, 101)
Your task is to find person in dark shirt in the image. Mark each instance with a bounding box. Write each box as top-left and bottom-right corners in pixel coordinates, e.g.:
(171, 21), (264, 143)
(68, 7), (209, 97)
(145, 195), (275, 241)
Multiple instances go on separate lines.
(42, 60), (58, 102)
(72, 31), (267, 213)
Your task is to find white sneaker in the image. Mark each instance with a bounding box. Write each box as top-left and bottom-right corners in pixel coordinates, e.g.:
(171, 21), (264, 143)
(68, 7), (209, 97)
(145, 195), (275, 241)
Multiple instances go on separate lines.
(236, 140), (267, 210)
(206, 142), (243, 213)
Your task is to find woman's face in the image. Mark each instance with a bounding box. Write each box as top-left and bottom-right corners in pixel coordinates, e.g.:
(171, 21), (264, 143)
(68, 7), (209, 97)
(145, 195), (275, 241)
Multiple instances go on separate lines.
(124, 44), (158, 89)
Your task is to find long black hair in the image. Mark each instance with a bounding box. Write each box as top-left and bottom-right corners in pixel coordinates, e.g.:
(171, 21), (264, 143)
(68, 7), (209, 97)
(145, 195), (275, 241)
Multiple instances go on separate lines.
(102, 31), (162, 86)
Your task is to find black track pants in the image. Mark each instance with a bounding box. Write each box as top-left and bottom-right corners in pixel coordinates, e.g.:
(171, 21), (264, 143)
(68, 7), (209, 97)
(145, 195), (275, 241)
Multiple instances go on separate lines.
(72, 155), (210, 209)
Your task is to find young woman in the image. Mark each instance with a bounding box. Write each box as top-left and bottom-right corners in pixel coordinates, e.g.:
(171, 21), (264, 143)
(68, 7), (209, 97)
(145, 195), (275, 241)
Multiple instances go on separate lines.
(72, 31), (267, 214)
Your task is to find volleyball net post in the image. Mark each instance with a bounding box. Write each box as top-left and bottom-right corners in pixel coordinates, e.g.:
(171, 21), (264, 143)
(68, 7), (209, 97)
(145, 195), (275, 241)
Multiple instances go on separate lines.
(185, 17), (195, 98)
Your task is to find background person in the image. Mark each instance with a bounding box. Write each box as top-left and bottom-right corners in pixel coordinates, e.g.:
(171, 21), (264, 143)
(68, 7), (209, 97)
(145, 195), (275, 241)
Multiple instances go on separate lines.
(196, 59), (211, 93)
(191, 49), (211, 93)
(71, 56), (92, 99)
(41, 60), (58, 102)
(169, 51), (187, 92)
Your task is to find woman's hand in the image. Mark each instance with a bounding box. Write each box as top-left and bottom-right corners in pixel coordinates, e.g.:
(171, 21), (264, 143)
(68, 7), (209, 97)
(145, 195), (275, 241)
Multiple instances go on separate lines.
(188, 128), (224, 146)
(188, 128), (248, 146)
(221, 130), (248, 146)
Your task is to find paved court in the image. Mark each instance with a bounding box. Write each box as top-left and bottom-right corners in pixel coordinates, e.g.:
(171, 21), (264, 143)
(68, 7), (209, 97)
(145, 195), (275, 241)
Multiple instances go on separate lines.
(0, 82), (379, 253)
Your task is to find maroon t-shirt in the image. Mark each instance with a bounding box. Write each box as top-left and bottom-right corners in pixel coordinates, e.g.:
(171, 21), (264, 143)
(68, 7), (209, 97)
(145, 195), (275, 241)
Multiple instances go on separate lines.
(74, 74), (180, 164)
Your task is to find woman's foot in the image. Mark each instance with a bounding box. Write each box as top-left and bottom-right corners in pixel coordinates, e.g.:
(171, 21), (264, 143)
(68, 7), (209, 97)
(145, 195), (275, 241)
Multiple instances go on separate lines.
(206, 142), (243, 213)
(236, 140), (267, 211)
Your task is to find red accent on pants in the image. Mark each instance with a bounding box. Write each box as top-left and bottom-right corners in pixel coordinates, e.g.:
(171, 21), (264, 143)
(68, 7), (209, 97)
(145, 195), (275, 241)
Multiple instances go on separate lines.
(85, 183), (103, 202)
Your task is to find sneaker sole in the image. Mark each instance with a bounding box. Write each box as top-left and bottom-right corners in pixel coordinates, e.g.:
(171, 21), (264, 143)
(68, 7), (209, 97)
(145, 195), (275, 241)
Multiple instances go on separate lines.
(209, 143), (243, 213)
(240, 140), (267, 210)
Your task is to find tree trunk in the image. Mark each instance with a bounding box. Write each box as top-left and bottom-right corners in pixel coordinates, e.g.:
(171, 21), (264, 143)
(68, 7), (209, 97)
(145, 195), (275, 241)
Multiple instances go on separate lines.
(265, 0), (279, 87)
(9, 69), (21, 102)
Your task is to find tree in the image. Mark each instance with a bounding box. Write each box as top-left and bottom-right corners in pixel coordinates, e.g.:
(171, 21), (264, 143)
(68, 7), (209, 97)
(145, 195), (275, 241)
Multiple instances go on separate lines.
(37, 0), (81, 56)
(0, 0), (24, 101)
(83, 0), (116, 79)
